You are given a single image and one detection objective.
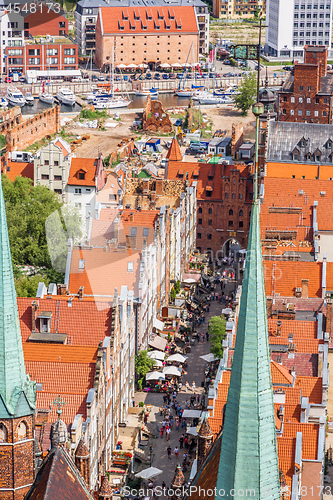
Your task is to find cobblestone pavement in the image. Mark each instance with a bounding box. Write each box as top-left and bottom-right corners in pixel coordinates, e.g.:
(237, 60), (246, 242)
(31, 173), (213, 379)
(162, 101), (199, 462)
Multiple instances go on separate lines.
(133, 275), (238, 493)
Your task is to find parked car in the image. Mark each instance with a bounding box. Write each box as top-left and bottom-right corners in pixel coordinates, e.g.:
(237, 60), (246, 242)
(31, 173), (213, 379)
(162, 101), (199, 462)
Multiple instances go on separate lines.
(224, 60), (231, 65)
(154, 73), (161, 80)
(177, 73), (184, 79)
(209, 73), (215, 78)
(283, 66), (292, 71)
(19, 77), (26, 83)
(175, 119), (182, 126)
(98, 75), (105, 81)
(169, 73), (177, 79)
(146, 73), (152, 80)
(162, 73), (169, 80)
(123, 75), (129, 81)
(92, 75), (98, 81)
(5, 77), (11, 83)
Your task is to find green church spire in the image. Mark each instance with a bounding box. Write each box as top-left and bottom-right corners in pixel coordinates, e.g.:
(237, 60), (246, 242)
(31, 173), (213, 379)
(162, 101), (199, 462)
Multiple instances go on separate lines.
(0, 176), (35, 418)
(215, 104), (280, 499)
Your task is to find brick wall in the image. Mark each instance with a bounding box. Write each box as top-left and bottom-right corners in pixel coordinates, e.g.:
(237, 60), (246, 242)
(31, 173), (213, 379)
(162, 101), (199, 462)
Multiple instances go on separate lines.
(95, 29), (199, 70)
(0, 415), (34, 500)
(24, 8), (68, 37)
(5, 106), (60, 152)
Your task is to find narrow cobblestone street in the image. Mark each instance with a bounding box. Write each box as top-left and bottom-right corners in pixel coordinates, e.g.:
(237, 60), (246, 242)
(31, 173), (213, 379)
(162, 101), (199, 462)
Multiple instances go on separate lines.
(133, 274), (238, 493)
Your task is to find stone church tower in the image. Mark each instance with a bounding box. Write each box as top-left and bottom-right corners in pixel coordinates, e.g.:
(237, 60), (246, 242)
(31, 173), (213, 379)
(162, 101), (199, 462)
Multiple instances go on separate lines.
(0, 175), (36, 500)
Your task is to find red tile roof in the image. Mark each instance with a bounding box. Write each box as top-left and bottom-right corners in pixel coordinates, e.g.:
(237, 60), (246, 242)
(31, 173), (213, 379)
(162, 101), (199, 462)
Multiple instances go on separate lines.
(4, 161), (34, 182)
(270, 361), (294, 385)
(18, 297), (112, 346)
(166, 138), (183, 161)
(99, 6), (198, 35)
(67, 157), (97, 187)
(54, 139), (70, 157)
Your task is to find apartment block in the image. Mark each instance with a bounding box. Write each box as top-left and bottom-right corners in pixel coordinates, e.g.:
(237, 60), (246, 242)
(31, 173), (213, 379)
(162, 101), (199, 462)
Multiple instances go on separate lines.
(75, 0), (107, 56)
(213, 0), (266, 19)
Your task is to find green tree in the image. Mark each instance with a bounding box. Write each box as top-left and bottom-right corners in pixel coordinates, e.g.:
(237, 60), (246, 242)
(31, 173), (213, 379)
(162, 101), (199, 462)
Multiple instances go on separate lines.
(208, 316), (226, 360)
(135, 350), (155, 390)
(170, 287), (176, 302)
(174, 280), (181, 294)
(233, 72), (257, 116)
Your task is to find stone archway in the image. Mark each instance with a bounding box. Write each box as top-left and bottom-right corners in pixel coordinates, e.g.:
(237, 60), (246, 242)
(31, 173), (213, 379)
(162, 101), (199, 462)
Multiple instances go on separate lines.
(222, 237), (242, 258)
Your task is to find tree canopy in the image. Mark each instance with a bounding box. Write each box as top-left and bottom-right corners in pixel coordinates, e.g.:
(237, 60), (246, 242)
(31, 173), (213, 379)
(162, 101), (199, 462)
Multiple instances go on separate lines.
(135, 350), (155, 390)
(2, 175), (83, 296)
(208, 315), (227, 360)
(233, 72), (257, 116)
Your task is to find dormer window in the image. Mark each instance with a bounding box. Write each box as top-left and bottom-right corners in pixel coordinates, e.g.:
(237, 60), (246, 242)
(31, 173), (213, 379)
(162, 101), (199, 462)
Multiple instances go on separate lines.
(300, 137), (306, 147)
(168, 8), (175, 19)
(306, 152), (312, 161)
(327, 140), (332, 148)
(175, 19), (182, 29)
(292, 147), (300, 161)
(122, 9), (129, 19)
(38, 311), (52, 333)
(208, 173), (214, 180)
(146, 8), (152, 19)
(78, 172), (85, 180)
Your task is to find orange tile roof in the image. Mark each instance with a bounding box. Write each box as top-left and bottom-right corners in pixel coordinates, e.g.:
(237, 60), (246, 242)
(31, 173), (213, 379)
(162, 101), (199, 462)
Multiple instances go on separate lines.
(18, 297), (112, 346)
(23, 343), (98, 363)
(68, 246), (141, 296)
(54, 139), (70, 157)
(268, 319), (317, 339)
(266, 162), (333, 180)
(99, 6), (198, 35)
(295, 376), (323, 404)
(166, 138), (182, 161)
(67, 157), (97, 187)
(4, 161), (34, 182)
(35, 391), (89, 425)
(271, 361), (294, 385)
(269, 337), (321, 354)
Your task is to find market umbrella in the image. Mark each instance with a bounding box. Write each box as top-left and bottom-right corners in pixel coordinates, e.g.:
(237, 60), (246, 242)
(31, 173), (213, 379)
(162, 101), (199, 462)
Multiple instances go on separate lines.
(163, 366), (182, 377)
(138, 63), (148, 68)
(135, 467), (163, 480)
(200, 353), (218, 363)
(167, 353), (187, 363)
(222, 308), (232, 315)
(183, 62), (191, 67)
(152, 359), (163, 368)
(160, 63), (171, 68)
(172, 63), (182, 68)
(147, 350), (165, 361)
(127, 63), (137, 69)
(146, 371), (165, 381)
(116, 63), (127, 69)
(183, 278), (196, 284)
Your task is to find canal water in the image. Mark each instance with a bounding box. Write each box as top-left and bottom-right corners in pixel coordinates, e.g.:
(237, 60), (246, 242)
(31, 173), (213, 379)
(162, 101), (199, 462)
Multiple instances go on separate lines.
(20, 93), (191, 115)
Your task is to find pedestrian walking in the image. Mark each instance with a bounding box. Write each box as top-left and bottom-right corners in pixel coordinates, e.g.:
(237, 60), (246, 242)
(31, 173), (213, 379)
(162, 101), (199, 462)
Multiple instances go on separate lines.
(206, 331), (209, 341)
(132, 397), (135, 407)
(179, 434), (184, 448)
(184, 436), (189, 449)
(160, 427), (164, 438)
(192, 381), (196, 392)
(175, 417), (180, 431)
(182, 418), (186, 429)
(162, 420), (166, 428)
(174, 446), (179, 458)
(162, 481), (166, 490)
(170, 417), (174, 429)
(166, 427), (171, 441)
(167, 446), (172, 459)
(185, 381), (190, 392)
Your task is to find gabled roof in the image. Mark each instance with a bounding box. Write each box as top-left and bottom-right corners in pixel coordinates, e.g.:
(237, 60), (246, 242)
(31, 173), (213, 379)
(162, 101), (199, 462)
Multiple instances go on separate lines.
(4, 161), (34, 182)
(98, 5), (198, 35)
(166, 138), (183, 162)
(270, 360), (294, 385)
(52, 137), (71, 157)
(67, 158), (97, 187)
(267, 121), (333, 163)
(25, 445), (94, 500)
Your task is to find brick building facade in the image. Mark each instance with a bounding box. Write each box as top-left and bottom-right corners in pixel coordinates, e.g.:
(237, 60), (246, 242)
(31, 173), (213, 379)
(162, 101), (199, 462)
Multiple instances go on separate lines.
(23, 5), (68, 37)
(3, 106), (60, 152)
(95, 6), (199, 70)
(165, 140), (252, 257)
(278, 45), (333, 124)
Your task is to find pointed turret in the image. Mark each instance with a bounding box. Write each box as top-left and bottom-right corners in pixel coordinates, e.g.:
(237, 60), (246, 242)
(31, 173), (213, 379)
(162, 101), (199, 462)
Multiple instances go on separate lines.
(166, 138), (183, 162)
(215, 151), (280, 496)
(0, 176), (35, 418)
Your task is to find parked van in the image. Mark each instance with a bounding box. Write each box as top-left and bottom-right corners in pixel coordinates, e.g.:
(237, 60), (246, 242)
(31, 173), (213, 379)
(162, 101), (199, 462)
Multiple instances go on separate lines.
(9, 151), (34, 162)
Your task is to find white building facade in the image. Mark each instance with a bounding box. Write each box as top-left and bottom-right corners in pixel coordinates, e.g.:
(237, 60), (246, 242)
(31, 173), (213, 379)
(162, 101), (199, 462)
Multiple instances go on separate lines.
(265, 0), (333, 58)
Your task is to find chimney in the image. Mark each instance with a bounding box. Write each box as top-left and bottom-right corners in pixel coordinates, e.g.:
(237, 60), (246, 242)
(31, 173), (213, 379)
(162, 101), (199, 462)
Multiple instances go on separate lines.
(130, 212), (134, 222)
(57, 284), (67, 296)
(155, 179), (163, 195)
(282, 299), (287, 311)
(31, 300), (39, 332)
(266, 297), (273, 318)
(277, 320), (282, 337)
(78, 286), (84, 300)
(326, 298), (332, 334)
(322, 253), (327, 299)
(301, 279), (309, 299)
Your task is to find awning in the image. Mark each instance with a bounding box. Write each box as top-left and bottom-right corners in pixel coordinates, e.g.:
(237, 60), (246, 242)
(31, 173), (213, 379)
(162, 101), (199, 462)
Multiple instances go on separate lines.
(149, 335), (167, 352)
(189, 459), (198, 480)
(163, 366), (182, 377)
(147, 350), (165, 361)
(183, 273), (201, 283)
(146, 371), (165, 381)
(153, 318), (165, 331)
(200, 353), (218, 363)
(182, 410), (202, 418)
(186, 426), (198, 437)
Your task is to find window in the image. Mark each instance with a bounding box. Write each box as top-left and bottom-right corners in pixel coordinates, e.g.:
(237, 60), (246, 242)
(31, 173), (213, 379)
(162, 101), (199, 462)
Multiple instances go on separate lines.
(291, 97), (295, 103)
(131, 227), (137, 236)
(239, 221), (243, 228)
(17, 421), (27, 441)
(54, 175), (62, 181)
(298, 110), (303, 116)
(75, 188), (81, 194)
(198, 218), (202, 225)
(64, 57), (75, 64)
(228, 220), (233, 227)
(86, 188), (91, 192)
(291, 109), (295, 115)
(299, 85), (304, 91)
(229, 209), (233, 216)
(324, 98), (328, 104)
(316, 97), (320, 103)
(239, 210), (243, 217)
(208, 219), (212, 225)
(225, 193), (228, 199)
(232, 193), (236, 199)
(0, 423), (7, 442)
(143, 228), (149, 236)
(198, 207), (202, 213)
(315, 154), (321, 161)
(78, 172), (85, 180)
(47, 57), (58, 65)
(323, 110), (327, 116)
(307, 98), (311, 103)
(127, 262), (134, 272)
(41, 174), (49, 180)
(74, 202), (81, 207)
(299, 97), (303, 103)
(46, 48), (57, 56)
(28, 58), (40, 65)
(239, 193), (243, 199)
(207, 234), (212, 240)
(54, 161), (59, 166)
(283, 96), (287, 102)
(282, 108), (286, 115)
(293, 153), (299, 160)
(197, 232), (201, 239)
(306, 110), (311, 116)
(208, 207), (212, 214)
